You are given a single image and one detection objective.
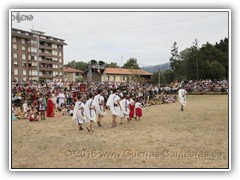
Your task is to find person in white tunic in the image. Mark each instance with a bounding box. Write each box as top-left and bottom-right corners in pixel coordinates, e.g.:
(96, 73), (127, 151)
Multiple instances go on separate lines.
(84, 93), (96, 132)
(106, 89), (121, 128)
(119, 94), (130, 124)
(178, 85), (187, 111)
(93, 89), (106, 127)
(72, 95), (86, 131)
(57, 91), (65, 107)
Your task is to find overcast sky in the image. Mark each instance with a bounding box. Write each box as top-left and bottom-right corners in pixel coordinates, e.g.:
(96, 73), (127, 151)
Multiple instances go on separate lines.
(11, 10), (229, 67)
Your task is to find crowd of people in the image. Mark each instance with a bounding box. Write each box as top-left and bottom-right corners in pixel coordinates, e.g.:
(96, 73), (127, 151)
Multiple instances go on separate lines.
(161, 79), (228, 94)
(11, 78), (227, 131)
(11, 81), (162, 129)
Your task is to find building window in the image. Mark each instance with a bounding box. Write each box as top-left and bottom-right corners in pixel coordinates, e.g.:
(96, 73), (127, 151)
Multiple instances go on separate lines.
(23, 77), (27, 81)
(14, 69), (18, 75)
(32, 62), (38, 67)
(13, 53), (17, 59)
(22, 54), (26, 60)
(59, 58), (62, 63)
(123, 76), (126, 81)
(13, 44), (17, 50)
(23, 70), (26, 75)
(52, 44), (57, 48)
(31, 47), (37, 53)
(32, 70), (38, 75)
(22, 62), (27, 67)
(107, 76), (109, 80)
(31, 39), (37, 44)
(113, 76), (116, 81)
(75, 73), (80, 76)
(52, 57), (57, 61)
(22, 46), (26, 51)
(59, 52), (62, 57)
(52, 50), (58, 56)
(21, 39), (25, 44)
(14, 61), (18, 67)
(13, 37), (16, 43)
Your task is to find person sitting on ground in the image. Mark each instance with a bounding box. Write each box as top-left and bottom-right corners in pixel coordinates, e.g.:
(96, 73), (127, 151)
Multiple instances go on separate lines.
(16, 107), (27, 120)
(29, 106), (38, 121)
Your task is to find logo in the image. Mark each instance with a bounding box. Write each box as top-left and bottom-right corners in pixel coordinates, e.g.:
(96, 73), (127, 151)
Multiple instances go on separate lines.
(12, 12), (33, 23)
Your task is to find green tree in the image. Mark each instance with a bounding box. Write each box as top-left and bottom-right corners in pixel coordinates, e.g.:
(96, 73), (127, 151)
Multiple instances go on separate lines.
(122, 57), (140, 69)
(105, 62), (119, 68)
(65, 60), (88, 71)
(203, 60), (225, 80)
(169, 41), (179, 71)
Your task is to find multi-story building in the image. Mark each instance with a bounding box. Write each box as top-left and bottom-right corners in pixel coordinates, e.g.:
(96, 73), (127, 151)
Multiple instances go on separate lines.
(11, 28), (67, 82)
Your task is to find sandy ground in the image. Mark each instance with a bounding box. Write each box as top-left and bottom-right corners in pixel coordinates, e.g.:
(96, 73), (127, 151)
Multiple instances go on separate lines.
(11, 95), (229, 169)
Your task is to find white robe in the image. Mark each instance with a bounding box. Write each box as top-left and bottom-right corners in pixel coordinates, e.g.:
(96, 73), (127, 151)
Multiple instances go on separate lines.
(120, 98), (130, 118)
(72, 101), (86, 124)
(84, 99), (96, 122)
(93, 94), (106, 116)
(106, 94), (121, 117)
(178, 89), (187, 106)
(58, 93), (65, 107)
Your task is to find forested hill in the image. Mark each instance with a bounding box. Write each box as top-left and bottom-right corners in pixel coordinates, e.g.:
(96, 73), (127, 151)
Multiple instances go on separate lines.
(142, 62), (171, 73)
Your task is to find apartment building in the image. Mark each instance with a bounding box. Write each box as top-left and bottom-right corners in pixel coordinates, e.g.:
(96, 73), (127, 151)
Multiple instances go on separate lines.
(12, 28), (67, 82)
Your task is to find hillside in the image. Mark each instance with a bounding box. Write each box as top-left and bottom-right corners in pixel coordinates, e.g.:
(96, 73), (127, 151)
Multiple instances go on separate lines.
(142, 62), (171, 73)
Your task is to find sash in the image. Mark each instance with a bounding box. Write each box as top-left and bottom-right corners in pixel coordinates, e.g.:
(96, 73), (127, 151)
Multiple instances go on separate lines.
(89, 100), (94, 117)
(78, 102), (84, 116)
(113, 95), (117, 107)
(98, 95), (102, 111)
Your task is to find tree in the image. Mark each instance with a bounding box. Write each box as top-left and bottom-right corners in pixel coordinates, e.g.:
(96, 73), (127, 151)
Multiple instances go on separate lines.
(203, 60), (225, 80)
(65, 60), (88, 71)
(169, 42), (179, 71)
(122, 57), (140, 69)
(105, 62), (119, 68)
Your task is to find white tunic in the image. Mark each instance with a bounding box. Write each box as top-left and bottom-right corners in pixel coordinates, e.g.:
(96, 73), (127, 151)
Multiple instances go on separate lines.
(178, 89), (187, 106)
(93, 94), (106, 116)
(58, 93), (65, 106)
(106, 94), (121, 117)
(120, 98), (130, 117)
(84, 99), (96, 122)
(72, 101), (86, 124)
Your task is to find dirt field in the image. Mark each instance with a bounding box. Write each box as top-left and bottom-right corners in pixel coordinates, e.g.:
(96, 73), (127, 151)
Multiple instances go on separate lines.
(11, 95), (229, 169)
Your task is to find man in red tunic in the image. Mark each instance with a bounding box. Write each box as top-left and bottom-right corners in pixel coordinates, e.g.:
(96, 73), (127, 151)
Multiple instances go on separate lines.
(46, 94), (55, 117)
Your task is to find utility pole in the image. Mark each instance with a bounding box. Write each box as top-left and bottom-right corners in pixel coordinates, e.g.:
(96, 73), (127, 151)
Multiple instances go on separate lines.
(158, 69), (161, 88)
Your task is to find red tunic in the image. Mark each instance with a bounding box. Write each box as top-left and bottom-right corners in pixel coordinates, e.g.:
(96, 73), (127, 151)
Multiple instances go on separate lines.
(46, 99), (55, 117)
(135, 108), (142, 117)
(129, 104), (135, 119)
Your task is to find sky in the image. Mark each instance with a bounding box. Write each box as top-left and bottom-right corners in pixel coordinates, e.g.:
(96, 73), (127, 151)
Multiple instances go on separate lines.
(11, 10), (229, 67)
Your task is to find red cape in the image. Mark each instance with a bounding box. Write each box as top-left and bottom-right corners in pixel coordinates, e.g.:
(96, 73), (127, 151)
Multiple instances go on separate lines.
(46, 99), (55, 117)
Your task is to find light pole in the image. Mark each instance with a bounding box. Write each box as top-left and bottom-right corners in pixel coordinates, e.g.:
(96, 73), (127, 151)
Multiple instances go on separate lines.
(158, 72), (160, 88)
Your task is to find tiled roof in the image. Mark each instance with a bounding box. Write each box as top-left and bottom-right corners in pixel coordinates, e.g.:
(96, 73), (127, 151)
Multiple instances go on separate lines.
(105, 68), (153, 76)
(63, 67), (83, 73)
